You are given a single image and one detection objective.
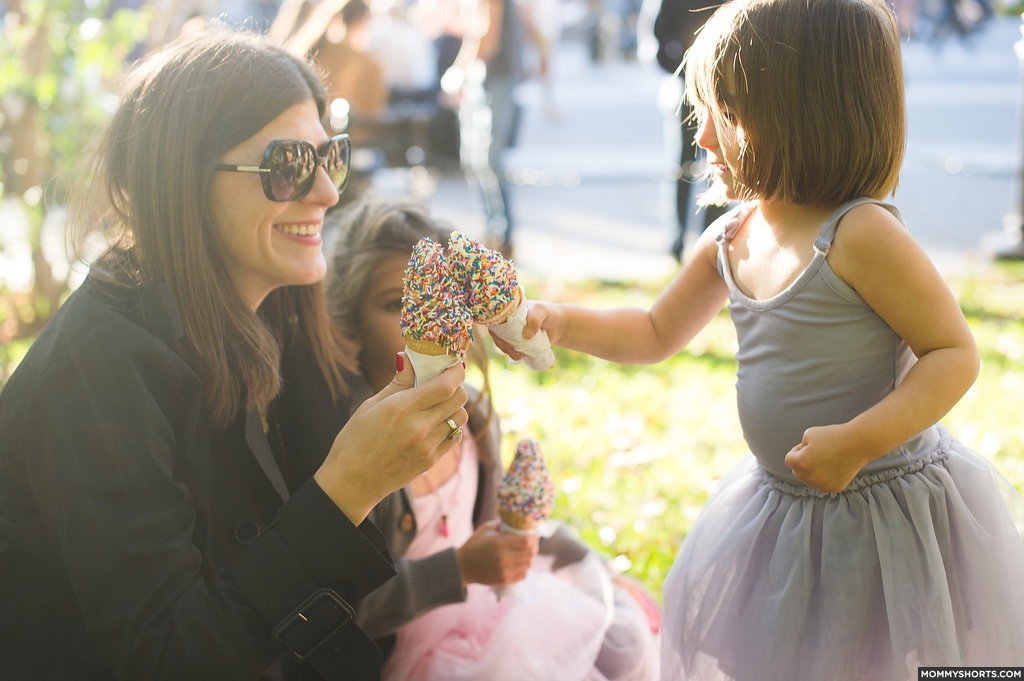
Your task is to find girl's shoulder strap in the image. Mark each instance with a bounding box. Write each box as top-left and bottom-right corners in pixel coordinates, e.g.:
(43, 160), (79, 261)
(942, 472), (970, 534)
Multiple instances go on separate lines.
(814, 198), (905, 254)
(713, 202), (757, 245)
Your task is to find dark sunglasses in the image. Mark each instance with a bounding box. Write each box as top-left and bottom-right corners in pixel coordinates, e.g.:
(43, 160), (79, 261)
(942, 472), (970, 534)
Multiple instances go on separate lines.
(215, 134), (351, 202)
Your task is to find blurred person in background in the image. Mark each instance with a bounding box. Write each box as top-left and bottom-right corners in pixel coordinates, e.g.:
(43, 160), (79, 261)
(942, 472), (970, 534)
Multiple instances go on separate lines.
(653, 0), (726, 262)
(371, 0), (440, 100)
(442, 0), (528, 258)
(312, 0), (389, 127)
(519, 0), (563, 121)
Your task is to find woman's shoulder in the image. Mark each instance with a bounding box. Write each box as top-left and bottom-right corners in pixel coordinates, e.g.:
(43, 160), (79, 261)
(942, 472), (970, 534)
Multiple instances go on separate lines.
(30, 279), (178, 351)
(0, 279), (201, 476)
(3, 279), (195, 416)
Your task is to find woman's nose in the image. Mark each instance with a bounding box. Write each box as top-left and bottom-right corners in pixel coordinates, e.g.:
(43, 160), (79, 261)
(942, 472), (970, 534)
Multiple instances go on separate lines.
(304, 163), (341, 208)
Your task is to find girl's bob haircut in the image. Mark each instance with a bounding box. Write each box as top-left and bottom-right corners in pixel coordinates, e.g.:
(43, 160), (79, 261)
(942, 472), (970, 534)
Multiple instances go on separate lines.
(685, 0), (906, 207)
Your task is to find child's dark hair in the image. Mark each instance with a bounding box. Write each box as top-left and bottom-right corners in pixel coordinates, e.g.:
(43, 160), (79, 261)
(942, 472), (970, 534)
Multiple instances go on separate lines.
(685, 0), (905, 207)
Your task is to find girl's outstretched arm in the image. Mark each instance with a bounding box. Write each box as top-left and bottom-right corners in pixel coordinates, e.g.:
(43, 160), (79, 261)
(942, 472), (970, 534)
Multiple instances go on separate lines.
(785, 203), (980, 493)
(514, 227), (729, 364)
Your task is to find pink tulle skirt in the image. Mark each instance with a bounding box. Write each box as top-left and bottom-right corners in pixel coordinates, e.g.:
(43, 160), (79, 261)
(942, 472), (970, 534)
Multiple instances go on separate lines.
(384, 553), (659, 681)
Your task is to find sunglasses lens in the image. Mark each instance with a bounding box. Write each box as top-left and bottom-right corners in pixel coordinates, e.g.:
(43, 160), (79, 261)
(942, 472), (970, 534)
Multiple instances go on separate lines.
(267, 141), (317, 201)
(261, 136), (350, 201)
(324, 137), (350, 191)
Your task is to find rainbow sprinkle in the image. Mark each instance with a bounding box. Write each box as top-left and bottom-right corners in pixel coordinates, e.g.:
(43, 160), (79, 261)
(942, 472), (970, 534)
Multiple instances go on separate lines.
(400, 237), (473, 358)
(497, 438), (555, 523)
(446, 231), (519, 323)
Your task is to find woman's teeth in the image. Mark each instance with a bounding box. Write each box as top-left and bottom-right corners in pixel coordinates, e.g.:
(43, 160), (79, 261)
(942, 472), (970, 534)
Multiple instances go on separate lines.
(275, 224), (320, 236)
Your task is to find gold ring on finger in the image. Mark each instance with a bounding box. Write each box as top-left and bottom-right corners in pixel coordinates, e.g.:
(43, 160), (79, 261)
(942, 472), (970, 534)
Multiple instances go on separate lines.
(445, 418), (461, 441)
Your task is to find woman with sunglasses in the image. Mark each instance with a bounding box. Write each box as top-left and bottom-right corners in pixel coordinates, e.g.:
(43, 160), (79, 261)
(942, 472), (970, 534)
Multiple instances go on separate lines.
(0, 28), (467, 681)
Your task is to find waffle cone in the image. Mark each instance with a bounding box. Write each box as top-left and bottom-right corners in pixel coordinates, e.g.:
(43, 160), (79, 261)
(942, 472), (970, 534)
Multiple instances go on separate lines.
(480, 286), (524, 326)
(405, 336), (456, 356)
(499, 508), (539, 531)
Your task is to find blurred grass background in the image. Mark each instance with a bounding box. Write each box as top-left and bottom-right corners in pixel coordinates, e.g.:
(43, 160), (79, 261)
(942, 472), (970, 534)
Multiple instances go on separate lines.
(480, 261), (1024, 599)
(2, 260), (1020, 600)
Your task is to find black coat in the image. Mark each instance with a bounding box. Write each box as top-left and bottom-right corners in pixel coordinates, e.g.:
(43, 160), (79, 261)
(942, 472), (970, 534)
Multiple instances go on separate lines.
(0, 277), (396, 681)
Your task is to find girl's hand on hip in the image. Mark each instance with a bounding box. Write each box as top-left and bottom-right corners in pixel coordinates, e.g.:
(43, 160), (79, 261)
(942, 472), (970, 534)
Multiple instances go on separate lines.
(315, 353), (468, 524)
(784, 423), (869, 494)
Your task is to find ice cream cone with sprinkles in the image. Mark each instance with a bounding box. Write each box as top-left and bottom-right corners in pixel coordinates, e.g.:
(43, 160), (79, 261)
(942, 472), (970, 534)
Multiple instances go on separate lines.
(400, 237), (472, 385)
(446, 231), (555, 370)
(494, 438), (555, 598)
(447, 231), (522, 325)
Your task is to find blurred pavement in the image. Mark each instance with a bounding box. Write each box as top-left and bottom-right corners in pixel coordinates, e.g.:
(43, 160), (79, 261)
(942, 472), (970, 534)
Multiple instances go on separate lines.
(370, 15), (1024, 283)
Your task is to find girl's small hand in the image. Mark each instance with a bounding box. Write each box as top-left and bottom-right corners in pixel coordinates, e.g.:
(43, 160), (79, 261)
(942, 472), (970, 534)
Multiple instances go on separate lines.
(784, 424), (869, 494)
(488, 331), (525, 361)
(488, 300), (559, 360)
(455, 520), (539, 587)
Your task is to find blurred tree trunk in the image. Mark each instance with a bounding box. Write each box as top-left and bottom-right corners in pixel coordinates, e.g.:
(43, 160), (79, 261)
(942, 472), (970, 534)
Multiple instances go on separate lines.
(2, 0), (61, 347)
(0, 1), (149, 382)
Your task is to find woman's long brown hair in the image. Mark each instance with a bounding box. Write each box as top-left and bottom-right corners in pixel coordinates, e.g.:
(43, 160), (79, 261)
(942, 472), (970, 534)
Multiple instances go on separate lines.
(70, 28), (348, 427)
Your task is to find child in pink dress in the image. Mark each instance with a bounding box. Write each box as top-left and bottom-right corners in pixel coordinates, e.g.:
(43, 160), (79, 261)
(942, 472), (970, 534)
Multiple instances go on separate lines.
(324, 198), (661, 681)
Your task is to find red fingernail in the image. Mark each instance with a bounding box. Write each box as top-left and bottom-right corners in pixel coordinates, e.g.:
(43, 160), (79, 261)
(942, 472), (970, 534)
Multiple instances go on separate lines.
(395, 353), (404, 372)
(461, 361), (466, 369)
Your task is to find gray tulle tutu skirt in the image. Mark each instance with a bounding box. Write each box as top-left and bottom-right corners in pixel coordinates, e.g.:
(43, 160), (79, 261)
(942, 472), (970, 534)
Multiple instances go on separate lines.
(660, 426), (1024, 680)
